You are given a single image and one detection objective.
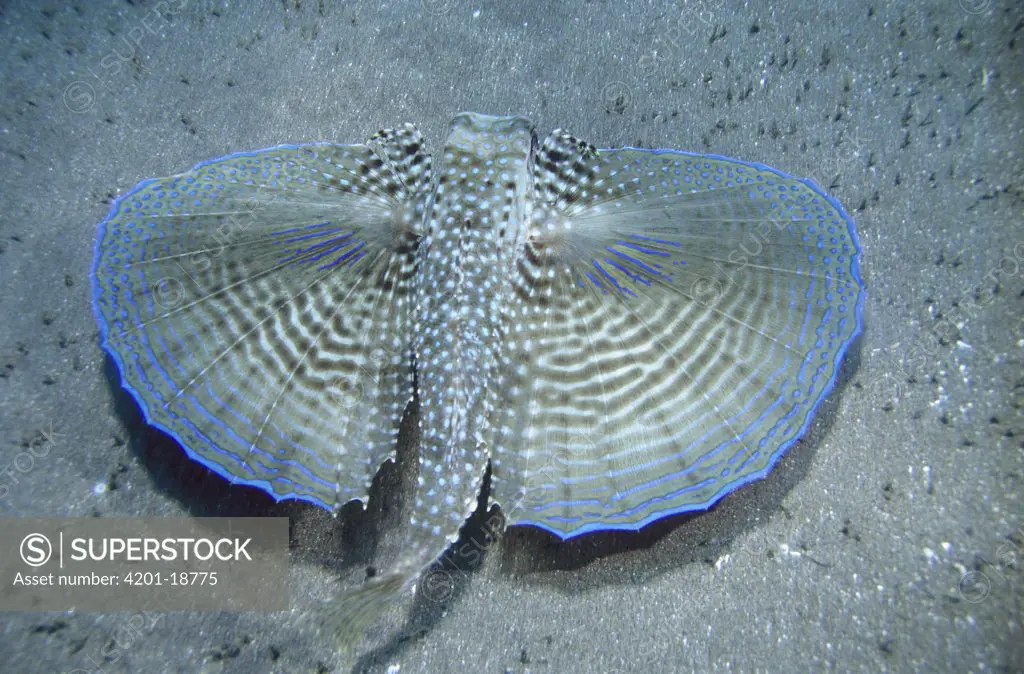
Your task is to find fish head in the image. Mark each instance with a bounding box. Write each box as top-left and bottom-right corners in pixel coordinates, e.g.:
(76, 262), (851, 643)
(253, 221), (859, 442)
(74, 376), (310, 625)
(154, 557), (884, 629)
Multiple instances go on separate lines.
(430, 112), (537, 252)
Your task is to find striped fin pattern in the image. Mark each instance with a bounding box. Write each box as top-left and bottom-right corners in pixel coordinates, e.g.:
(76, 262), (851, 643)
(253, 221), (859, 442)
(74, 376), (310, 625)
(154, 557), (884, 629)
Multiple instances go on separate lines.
(92, 131), (430, 508)
(489, 131), (863, 538)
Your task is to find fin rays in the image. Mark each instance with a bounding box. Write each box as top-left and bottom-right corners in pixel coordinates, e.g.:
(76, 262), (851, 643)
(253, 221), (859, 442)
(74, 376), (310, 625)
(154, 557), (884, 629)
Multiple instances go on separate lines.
(92, 142), (422, 508)
(490, 144), (862, 537)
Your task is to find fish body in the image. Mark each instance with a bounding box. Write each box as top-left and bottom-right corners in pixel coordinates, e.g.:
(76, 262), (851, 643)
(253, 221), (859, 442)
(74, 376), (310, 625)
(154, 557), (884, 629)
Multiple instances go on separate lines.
(91, 112), (864, 643)
(406, 115), (534, 566)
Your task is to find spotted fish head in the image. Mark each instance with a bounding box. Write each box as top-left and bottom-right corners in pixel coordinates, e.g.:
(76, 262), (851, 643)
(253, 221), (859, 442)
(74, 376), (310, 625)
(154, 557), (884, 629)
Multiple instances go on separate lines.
(429, 113), (537, 251)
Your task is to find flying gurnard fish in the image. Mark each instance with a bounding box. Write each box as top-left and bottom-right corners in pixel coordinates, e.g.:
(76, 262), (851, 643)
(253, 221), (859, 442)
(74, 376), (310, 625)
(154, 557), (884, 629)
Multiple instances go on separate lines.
(91, 112), (864, 643)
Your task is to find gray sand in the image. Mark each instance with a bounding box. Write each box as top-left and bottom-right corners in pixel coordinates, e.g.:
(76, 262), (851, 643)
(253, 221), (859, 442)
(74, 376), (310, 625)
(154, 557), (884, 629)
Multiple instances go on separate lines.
(0, 0), (1021, 671)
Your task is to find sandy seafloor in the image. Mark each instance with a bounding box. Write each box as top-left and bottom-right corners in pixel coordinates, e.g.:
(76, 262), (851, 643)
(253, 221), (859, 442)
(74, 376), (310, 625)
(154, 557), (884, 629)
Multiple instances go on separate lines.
(0, 0), (1022, 671)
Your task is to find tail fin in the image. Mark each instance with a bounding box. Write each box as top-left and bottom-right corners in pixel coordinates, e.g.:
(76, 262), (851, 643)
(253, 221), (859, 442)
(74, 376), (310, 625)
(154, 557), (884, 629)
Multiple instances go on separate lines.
(311, 571), (410, 655)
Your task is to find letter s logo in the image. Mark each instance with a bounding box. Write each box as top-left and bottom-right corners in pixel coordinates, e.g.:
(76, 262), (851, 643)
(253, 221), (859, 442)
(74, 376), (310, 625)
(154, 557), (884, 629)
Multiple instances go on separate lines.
(20, 533), (52, 567)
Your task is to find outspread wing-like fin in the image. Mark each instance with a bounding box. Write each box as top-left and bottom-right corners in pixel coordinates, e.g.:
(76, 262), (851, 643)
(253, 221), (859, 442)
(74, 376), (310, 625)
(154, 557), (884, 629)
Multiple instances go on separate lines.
(92, 137), (430, 508)
(490, 134), (864, 538)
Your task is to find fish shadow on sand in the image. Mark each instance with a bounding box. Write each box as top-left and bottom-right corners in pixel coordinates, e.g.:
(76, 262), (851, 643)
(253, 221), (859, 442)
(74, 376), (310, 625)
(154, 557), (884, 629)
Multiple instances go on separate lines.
(355, 334), (864, 670)
(102, 333), (863, 669)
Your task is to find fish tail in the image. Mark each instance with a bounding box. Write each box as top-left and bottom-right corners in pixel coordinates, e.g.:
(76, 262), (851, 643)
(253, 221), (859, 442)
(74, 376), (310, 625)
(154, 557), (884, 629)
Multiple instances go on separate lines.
(315, 571), (410, 654)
